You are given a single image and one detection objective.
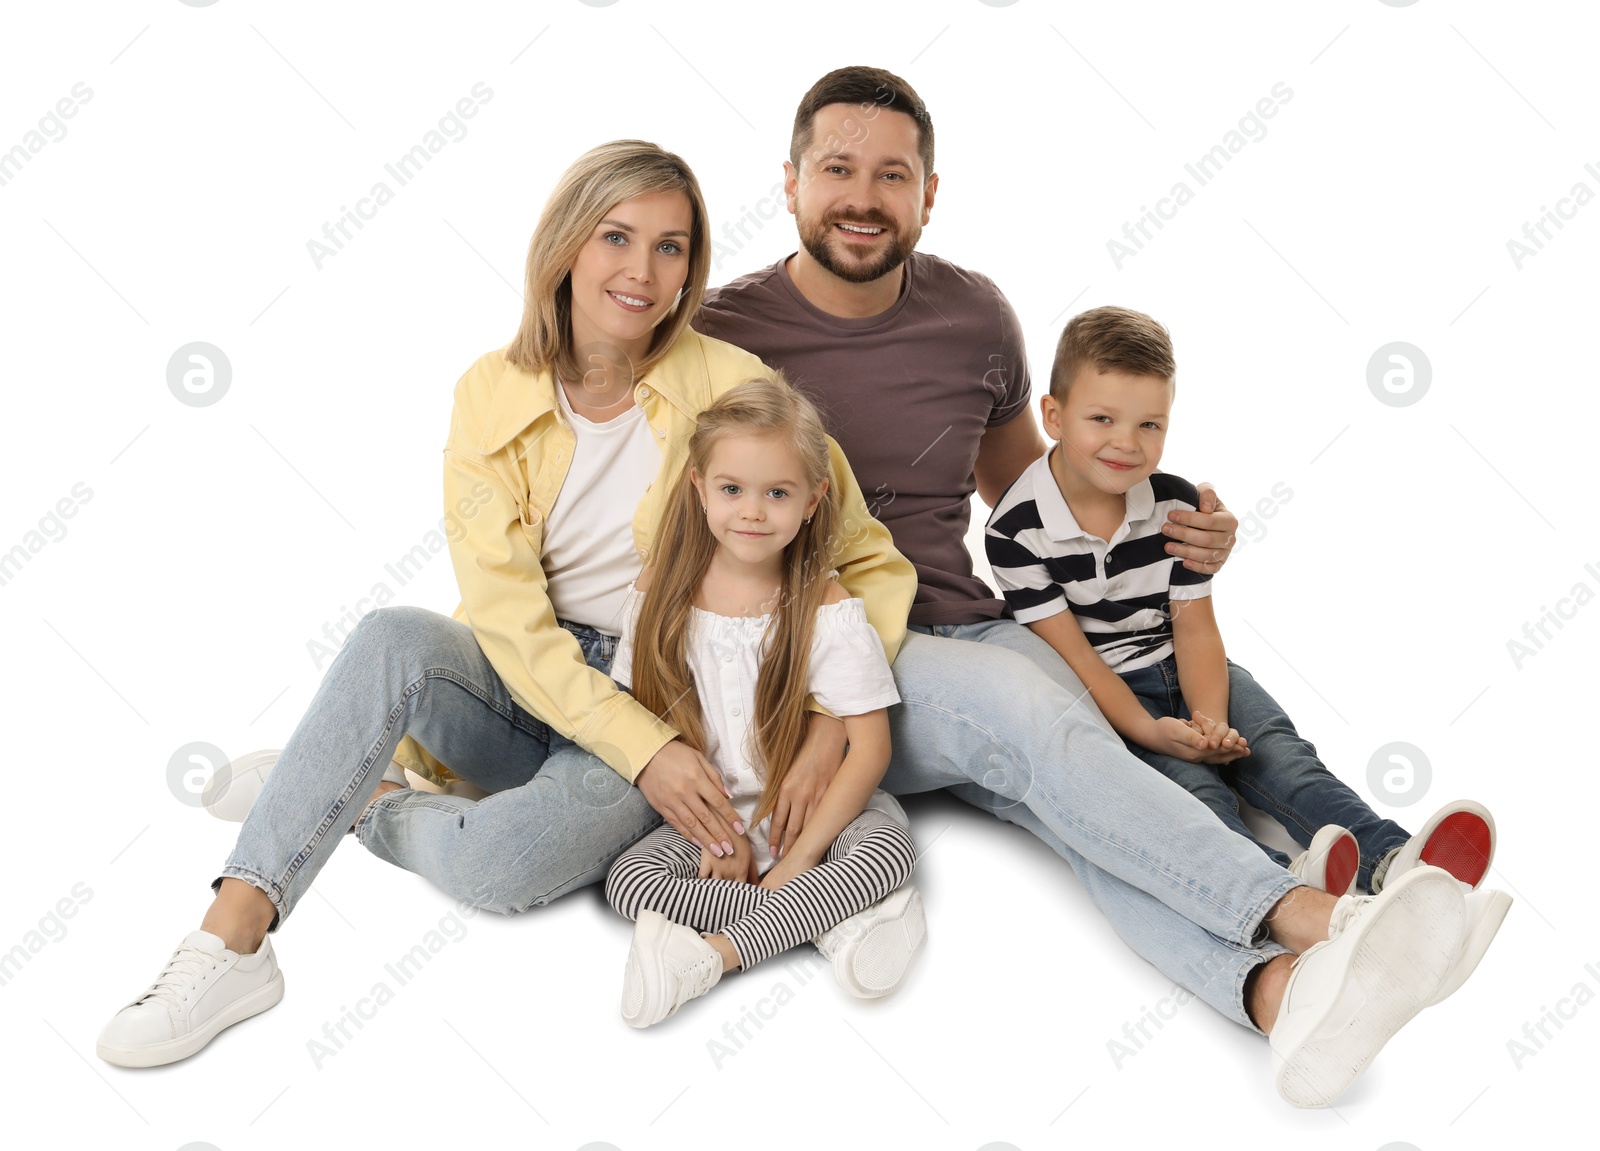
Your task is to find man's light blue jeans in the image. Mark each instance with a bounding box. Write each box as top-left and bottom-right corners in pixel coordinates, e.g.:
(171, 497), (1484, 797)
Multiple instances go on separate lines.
(881, 620), (1299, 1029)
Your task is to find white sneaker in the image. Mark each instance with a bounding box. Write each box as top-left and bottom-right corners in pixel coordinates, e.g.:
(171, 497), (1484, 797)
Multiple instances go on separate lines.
(97, 930), (285, 1067)
(620, 910), (722, 1029)
(814, 884), (927, 999)
(1383, 799), (1495, 890)
(203, 750), (409, 826)
(202, 749), (282, 822)
(1288, 825), (1360, 896)
(1427, 887), (1513, 1007)
(1270, 865), (1463, 1108)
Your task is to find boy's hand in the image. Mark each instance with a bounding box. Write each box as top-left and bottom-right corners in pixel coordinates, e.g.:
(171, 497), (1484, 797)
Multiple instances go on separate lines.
(1188, 711), (1251, 764)
(1151, 716), (1213, 762)
(697, 833), (758, 883)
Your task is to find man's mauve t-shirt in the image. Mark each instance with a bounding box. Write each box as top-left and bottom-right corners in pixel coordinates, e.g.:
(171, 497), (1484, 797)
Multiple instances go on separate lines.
(695, 252), (1031, 625)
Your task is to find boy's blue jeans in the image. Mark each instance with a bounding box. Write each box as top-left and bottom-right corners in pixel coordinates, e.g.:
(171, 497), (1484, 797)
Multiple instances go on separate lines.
(1118, 656), (1412, 889)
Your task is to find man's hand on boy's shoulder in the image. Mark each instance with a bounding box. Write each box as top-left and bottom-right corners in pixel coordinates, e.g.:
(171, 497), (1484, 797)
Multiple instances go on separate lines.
(1163, 482), (1239, 575)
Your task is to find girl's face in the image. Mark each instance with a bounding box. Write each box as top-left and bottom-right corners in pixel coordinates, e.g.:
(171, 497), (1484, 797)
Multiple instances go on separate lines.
(692, 432), (826, 573)
(567, 190), (693, 369)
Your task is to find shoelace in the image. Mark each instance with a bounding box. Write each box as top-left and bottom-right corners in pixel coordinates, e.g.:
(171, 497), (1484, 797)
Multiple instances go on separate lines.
(1288, 894), (1370, 973)
(136, 943), (221, 1008)
(683, 954), (721, 1002)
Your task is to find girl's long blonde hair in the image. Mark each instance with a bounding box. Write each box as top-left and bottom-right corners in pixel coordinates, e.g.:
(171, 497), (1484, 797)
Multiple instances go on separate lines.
(505, 140), (712, 384)
(630, 376), (841, 825)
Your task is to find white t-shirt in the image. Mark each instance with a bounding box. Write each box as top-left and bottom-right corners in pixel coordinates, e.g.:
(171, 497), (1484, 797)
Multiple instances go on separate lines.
(540, 384), (661, 634)
(611, 587), (904, 874)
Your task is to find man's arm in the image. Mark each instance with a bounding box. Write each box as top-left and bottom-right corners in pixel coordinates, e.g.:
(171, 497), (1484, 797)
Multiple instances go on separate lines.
(973, 412), (1046, 508)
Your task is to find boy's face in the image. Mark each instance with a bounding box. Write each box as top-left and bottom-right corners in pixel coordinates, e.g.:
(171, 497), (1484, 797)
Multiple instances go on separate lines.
(1042, 367), (1174, 497)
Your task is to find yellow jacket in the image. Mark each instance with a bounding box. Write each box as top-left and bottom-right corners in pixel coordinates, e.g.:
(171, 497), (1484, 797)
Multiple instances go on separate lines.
(393, 329), (915, 786)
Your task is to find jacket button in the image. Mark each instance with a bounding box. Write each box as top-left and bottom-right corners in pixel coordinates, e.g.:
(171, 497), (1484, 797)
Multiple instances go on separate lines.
(655, 427), (666, 438)
(637, 386), (652, 400)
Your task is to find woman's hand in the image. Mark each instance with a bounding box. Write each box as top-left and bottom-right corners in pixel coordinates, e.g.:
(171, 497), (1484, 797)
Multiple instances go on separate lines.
(636, 740), (744, 857)
(698, 833), (758, 883)
(767, 712), (847, 861)
(1163, 483), (1239, 574)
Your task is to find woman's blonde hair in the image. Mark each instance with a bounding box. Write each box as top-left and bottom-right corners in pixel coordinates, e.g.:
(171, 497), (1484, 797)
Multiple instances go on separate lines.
(506, 140), (712, 384)
(630, 376), (841, 826)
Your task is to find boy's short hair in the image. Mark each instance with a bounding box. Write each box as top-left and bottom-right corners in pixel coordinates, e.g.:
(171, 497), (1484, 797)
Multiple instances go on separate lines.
(1050, 306), (1175, 400)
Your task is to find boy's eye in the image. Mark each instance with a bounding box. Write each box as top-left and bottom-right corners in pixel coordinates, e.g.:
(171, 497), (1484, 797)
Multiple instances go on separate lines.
(1090, 414), (1113, 424)
(1141, 421), (1163, 430)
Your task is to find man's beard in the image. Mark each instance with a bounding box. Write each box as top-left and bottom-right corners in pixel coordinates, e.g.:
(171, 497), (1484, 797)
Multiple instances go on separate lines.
(798, 210), (917, 284)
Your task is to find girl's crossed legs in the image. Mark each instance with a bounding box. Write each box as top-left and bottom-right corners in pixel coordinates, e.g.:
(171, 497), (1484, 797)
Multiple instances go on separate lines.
(604, 807), (916, 1022)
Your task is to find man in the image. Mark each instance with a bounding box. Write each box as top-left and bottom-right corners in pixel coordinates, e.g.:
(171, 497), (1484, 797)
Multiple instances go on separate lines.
(694, 65), (1494, 1107)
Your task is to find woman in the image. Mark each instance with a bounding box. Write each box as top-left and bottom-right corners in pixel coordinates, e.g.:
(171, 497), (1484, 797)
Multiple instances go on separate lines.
(98, 140), (916, 1068)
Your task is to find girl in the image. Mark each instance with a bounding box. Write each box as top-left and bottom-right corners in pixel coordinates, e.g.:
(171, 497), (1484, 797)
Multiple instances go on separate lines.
(604, 377), (924, 1027)
(98, 142), (916, 1068)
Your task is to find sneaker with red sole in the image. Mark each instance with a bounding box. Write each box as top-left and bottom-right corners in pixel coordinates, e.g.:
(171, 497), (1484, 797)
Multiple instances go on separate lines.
(1386, 800), (1495, 890)
(1289, 825), (1360, 896)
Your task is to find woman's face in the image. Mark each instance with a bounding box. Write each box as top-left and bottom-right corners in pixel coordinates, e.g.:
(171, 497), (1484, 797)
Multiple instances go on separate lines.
(566, 189), (694, 371)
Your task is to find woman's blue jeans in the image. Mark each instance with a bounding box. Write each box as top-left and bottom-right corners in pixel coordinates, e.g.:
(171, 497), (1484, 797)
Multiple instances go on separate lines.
(216, 607), (661, 926)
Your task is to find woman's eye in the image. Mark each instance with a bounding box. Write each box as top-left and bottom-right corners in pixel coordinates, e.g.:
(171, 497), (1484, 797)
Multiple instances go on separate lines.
(602, 231), (626, 246)
(658, 241), (683, 255)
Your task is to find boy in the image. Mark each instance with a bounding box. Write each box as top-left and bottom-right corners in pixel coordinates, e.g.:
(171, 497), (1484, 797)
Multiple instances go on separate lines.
(984, 306), (1508, 951)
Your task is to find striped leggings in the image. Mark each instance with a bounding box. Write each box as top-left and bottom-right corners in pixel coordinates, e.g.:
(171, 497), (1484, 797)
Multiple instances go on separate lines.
(604, 807), (916, 970)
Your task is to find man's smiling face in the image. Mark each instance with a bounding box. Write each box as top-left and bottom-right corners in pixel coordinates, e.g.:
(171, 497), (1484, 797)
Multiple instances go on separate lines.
(785, 103), (936, 284)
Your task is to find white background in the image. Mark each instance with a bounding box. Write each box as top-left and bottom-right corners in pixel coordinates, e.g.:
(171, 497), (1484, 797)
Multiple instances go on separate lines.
(1, 1), (1594, 1148)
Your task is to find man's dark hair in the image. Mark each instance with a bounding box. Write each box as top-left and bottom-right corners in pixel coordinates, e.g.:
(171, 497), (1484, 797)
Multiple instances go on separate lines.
(790, 66), (934, 177)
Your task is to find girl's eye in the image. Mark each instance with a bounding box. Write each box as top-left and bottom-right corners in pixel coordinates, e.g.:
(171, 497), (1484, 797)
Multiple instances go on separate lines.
(767, 488), (789, 500)
(719, 485), (741, 497)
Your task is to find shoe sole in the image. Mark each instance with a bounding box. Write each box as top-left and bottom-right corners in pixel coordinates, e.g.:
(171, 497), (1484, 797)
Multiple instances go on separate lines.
(1300, 827), (1360, 897)
(836, 886), (927, 999)
(1418, 810), (1493, 889)
(1274, 868), (1461, 1108)
(1324, 832), (1359, 899)
(1428, 889), (1513, 1007)
(622, 911), (712, 1029)
(97, 971), (285, 1068)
